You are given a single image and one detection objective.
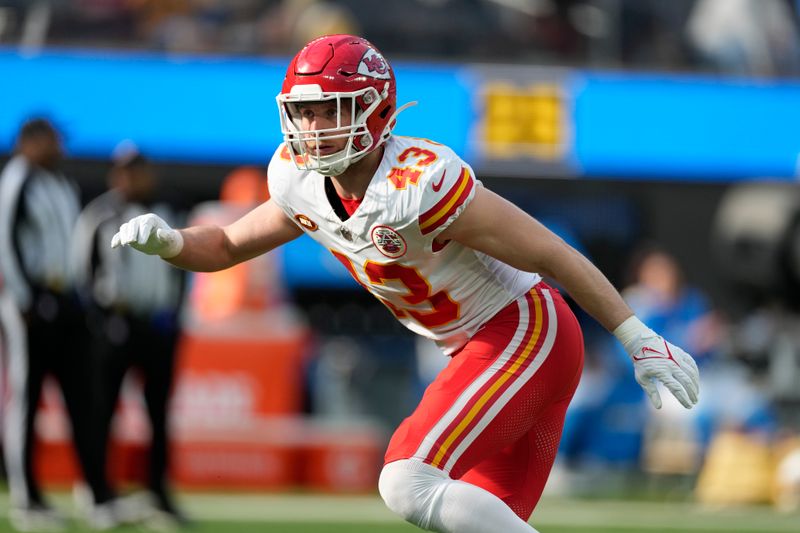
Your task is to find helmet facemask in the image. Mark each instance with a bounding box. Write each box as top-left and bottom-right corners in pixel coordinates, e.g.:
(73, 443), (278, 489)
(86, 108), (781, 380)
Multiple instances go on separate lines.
(276, 84), (387, 176)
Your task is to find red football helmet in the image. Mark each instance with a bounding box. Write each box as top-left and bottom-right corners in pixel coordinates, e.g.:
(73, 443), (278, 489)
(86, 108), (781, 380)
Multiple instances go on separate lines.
(276, 34), (411, 175)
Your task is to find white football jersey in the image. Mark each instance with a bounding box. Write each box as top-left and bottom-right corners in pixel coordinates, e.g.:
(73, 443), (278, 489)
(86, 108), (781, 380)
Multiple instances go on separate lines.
(268, 136), (541, 354)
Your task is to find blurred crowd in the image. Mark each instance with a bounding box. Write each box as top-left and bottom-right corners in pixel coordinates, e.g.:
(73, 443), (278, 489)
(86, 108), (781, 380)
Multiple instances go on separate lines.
(0, 0), (799, 76)
(555, 240), (800, 505)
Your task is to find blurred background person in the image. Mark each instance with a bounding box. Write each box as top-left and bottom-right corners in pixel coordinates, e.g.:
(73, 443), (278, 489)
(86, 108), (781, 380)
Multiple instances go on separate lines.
(618, 245), (720, 476)
(558, 244), (722, 484)
(0, 117), (101, 531)
(71, 141), (187, 528)
(620, 244), (720, 370)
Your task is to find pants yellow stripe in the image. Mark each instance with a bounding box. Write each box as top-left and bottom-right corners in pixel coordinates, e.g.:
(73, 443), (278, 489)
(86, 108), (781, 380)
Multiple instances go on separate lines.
(430, 290), (543, 468)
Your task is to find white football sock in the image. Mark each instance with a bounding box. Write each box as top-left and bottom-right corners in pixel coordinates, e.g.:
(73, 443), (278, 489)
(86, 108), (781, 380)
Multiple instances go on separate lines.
(379, 459), (540, 532)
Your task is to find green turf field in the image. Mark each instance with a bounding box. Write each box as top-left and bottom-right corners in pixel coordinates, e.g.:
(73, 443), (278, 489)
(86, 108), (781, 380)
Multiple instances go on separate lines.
(0, 492), (797, 532)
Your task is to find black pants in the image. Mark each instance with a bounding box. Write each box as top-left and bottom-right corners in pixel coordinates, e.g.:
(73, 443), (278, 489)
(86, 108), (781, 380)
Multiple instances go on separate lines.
(0, 290), (103, 508)
(87, 310), (179, 505)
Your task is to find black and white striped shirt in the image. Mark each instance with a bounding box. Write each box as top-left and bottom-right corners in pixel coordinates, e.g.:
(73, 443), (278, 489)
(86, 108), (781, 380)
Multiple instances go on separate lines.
(71, 190), (183, 317)
(0, 155), (81, 311)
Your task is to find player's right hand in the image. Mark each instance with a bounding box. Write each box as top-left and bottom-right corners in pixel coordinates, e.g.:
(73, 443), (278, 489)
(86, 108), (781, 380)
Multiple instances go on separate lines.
(110, 213), (184, 258)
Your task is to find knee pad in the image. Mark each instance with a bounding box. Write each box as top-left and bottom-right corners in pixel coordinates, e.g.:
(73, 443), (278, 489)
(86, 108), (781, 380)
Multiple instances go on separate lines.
(379, 459), (449, 528)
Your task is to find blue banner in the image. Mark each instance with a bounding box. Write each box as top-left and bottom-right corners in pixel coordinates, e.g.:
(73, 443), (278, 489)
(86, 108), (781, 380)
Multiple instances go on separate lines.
(0, 47), (471, 165)
(2, 47), (799, 180)
(574, 72), (800, 180)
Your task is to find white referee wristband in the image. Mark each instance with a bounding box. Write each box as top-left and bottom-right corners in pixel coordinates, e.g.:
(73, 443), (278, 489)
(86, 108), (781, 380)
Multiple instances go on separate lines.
(612, 315), (653, 350)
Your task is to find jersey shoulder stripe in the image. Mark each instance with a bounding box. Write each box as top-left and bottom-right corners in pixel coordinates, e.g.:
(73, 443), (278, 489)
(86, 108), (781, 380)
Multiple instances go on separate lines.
(419, 166), (474, 235)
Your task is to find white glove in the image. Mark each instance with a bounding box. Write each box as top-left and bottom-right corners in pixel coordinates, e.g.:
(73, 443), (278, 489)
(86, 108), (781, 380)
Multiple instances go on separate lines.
(110, 213), (184, 259)
(614, 316), (700, 409)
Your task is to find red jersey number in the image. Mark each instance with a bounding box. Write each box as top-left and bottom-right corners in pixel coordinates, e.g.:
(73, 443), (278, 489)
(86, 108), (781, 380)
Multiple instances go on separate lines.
(331, 250), (460, 329)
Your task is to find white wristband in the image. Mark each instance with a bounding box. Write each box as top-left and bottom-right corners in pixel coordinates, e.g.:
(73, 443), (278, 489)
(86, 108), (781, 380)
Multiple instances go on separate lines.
(612, 315), (653, 350)
(158, 229), (184, 259)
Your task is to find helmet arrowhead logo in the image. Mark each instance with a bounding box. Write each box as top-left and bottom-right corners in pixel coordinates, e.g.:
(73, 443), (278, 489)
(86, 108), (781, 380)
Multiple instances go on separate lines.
(358, 49), (391, 80)
(362, 54), (387, 74)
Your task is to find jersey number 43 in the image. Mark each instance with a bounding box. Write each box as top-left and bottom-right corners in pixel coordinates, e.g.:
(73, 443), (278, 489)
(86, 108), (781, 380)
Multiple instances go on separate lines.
(331, 250), (459, 329)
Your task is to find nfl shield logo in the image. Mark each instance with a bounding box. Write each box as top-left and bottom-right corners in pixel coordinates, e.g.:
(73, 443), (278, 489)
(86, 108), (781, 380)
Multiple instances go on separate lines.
(371, 225), (407, 258)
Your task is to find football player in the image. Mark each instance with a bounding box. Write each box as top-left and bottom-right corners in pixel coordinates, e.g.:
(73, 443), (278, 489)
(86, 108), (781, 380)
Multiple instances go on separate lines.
(111, 35), (700, 533)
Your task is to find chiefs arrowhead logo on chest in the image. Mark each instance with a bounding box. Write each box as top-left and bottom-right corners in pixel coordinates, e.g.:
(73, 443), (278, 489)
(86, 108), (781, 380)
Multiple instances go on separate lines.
(371, 225), (407, 258)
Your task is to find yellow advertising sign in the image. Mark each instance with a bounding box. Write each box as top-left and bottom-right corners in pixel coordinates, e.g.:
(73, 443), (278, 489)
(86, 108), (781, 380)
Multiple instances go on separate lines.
(482, 82), (567, 161)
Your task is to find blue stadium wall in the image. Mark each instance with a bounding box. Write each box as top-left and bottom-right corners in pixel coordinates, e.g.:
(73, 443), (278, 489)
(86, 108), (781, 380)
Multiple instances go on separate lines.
(1, 47), (799, 181)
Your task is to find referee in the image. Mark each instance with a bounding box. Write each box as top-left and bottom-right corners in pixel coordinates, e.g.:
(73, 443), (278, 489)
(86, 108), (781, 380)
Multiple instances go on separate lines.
(0, 118), (102, 531)
(71, 142), (186, 527)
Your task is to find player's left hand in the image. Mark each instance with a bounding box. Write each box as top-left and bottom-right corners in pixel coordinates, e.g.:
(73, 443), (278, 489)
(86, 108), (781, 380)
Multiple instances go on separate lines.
(614, 316), (700, 409)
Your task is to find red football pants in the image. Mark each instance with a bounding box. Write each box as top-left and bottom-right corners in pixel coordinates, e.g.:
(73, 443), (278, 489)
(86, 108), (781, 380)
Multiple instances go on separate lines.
(384, 282), (584, 520)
